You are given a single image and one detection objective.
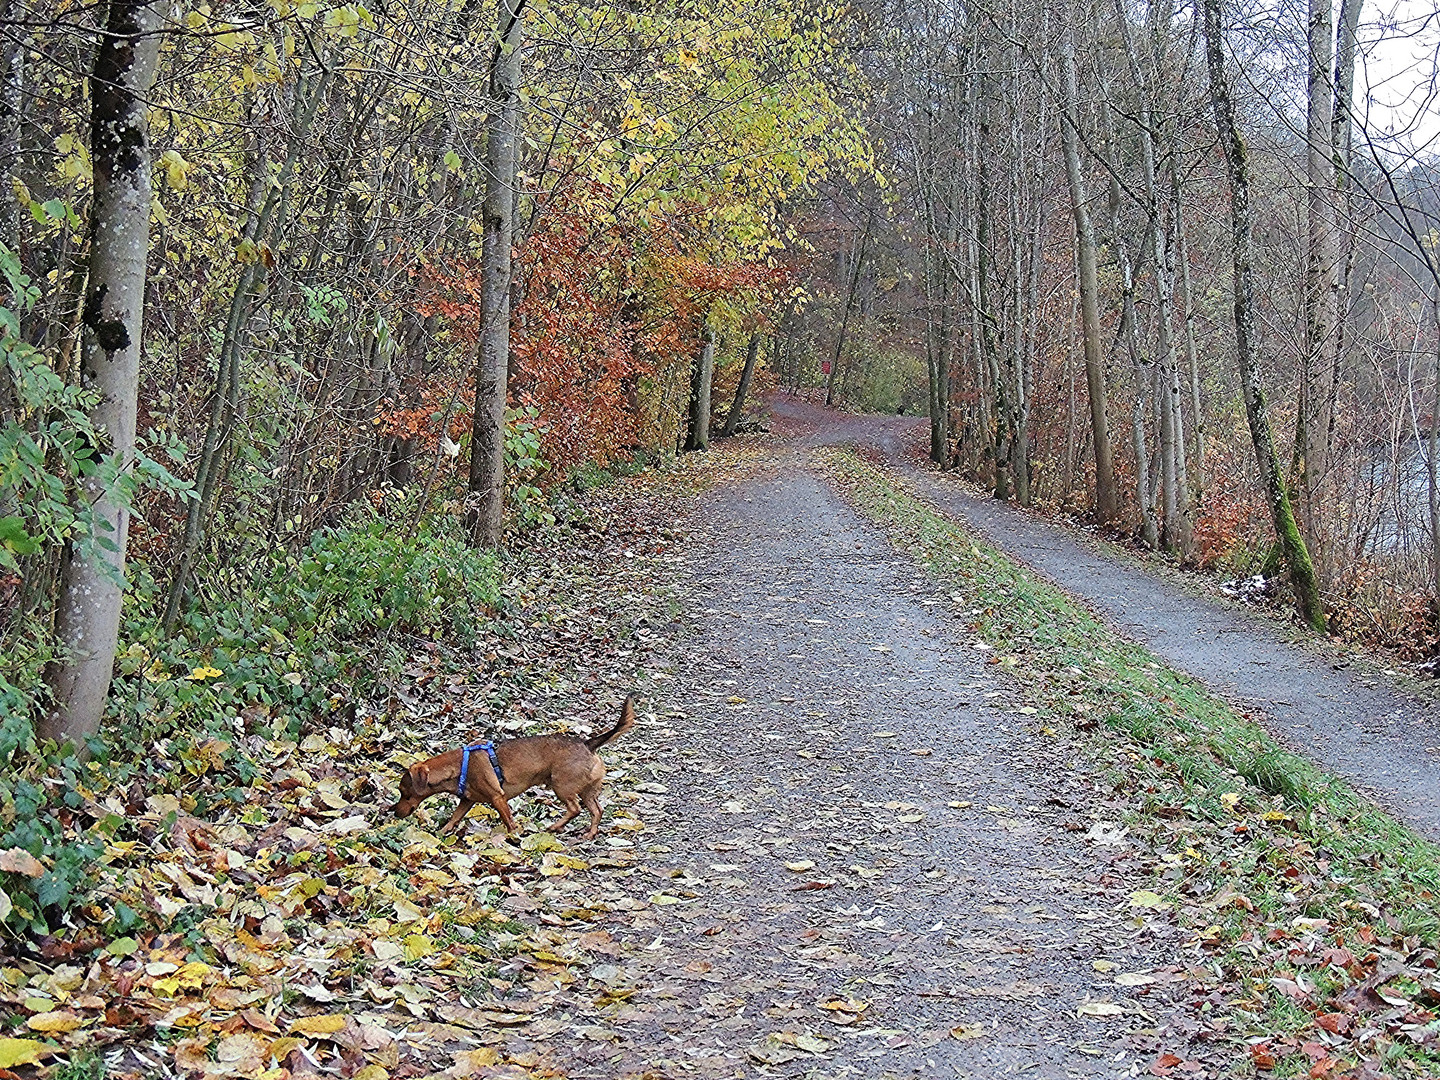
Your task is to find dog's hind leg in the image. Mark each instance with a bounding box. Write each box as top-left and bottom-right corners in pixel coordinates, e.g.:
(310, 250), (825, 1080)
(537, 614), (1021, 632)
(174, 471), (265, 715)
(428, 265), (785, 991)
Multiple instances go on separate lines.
(580, 783), (603, 840)
(547, 794), (582, 834)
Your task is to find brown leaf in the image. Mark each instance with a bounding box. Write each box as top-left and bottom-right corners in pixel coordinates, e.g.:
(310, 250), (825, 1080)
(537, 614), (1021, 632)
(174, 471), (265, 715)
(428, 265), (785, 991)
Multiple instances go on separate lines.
(0, 849), (45, 878)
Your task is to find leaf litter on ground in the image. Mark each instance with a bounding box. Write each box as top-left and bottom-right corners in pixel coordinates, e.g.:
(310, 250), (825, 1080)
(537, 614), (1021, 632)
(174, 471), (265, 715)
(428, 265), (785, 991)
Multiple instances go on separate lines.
(0, 443), (770, 1080)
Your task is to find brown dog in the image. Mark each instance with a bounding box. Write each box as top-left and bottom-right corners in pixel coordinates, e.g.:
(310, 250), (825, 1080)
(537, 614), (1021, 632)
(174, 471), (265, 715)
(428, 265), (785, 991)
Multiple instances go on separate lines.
(392, 696), (635, 840)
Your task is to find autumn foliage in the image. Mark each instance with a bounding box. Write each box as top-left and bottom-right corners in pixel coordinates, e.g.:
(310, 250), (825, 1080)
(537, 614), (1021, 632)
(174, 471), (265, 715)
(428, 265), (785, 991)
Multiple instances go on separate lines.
(384, 187), (790, 478)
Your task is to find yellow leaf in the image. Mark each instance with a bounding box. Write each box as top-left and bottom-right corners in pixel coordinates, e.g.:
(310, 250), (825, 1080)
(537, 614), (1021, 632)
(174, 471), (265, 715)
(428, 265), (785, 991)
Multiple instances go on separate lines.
(1129, 890), (1167, 909)
(0, 1039), (49, 1068)
(354, 1067), (389, 1080)
(403, 934), (434, 961)
(26, 1010), (83, 1033)
(159, 149), (191, 191)
(520, 832), (563, 852)
(1219, 792), (1240, 811)
(290, 1014), (347, 1035)
(176, 961), (210, 988)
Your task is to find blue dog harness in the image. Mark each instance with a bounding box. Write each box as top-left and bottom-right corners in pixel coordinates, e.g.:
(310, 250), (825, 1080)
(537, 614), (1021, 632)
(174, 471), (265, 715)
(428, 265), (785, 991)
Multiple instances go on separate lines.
(458, 741), (504, 797)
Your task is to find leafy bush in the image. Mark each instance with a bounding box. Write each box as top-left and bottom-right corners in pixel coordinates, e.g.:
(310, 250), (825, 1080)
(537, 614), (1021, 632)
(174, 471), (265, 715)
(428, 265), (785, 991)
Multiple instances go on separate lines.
(125, 493), (501, 749)
(0, 495), (500, 940)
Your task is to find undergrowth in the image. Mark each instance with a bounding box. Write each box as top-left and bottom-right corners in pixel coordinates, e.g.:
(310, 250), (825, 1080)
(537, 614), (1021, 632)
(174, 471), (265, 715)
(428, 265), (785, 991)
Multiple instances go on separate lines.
(822, 446), (1440, 1075)
(0, 493), (500, 940)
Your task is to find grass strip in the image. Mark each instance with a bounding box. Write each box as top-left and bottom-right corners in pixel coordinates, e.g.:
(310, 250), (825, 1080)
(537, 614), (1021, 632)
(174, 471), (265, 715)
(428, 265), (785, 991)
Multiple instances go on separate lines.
(822, 446), (1440, 1074)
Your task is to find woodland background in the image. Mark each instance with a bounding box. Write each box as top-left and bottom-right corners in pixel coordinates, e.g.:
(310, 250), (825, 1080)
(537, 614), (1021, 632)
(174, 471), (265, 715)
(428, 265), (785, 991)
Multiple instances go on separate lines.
(0, 0), (1439, 944)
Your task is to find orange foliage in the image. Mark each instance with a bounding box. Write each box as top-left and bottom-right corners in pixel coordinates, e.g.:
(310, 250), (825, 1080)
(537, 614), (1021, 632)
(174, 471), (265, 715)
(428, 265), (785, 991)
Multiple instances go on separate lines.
(382, 185), (790, 477)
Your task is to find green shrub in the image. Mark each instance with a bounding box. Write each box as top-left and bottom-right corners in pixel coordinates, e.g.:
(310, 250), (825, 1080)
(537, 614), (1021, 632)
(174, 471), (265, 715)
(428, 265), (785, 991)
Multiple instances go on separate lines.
(124, 494), (501, 749)
(0, 495), (500, 940)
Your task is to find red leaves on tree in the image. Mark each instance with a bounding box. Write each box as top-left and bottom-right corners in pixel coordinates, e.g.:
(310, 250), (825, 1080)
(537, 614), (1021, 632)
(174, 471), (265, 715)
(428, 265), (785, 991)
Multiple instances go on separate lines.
(384, 184), (790, 479)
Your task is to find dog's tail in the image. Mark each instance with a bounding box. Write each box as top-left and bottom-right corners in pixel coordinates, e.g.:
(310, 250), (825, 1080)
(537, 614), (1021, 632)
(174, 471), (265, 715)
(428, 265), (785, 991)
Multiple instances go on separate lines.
(587, 695), (636, 751)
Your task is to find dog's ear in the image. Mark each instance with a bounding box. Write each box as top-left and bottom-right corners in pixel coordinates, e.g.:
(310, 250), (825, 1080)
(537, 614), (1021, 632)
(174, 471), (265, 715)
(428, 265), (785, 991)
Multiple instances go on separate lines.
(416, 765), (431, 790)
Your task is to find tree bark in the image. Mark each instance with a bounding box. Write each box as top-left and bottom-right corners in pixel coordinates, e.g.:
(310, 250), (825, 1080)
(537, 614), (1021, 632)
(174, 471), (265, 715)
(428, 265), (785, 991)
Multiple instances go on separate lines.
(467, 0), (524, 547)
(685, 322), (716, 452)
(720, 334), (761, 437)
(1202, 0), (1326, 632)
(41, 0), (163, 745)
(1057, 25), (1119, 525)
(1296, 0), (1339, 567)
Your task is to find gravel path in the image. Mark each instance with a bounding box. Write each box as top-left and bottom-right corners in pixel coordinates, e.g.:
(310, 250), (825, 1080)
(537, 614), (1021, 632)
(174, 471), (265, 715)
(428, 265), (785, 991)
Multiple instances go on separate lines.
(770, 395), (1440, 841)
(549, 452), (1217, 1079)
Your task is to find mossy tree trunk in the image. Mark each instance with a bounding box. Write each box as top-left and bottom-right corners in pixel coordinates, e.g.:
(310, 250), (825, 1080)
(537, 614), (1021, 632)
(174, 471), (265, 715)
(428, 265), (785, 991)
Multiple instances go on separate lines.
(1202, 0), (1327, 632)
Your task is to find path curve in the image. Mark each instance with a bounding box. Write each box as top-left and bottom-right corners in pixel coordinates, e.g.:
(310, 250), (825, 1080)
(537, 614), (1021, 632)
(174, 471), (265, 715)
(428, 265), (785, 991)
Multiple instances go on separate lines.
(770, 395), (1440, 840)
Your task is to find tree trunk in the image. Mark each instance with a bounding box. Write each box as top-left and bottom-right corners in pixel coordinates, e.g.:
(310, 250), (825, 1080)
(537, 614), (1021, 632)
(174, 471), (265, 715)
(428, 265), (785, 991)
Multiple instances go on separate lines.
(1296, 0), (1339, 568)
(1100, 95), (1159, 549)
(1058, 25), (1119, 524)
(467, 0), (524, 548)
(1202, 0), (1326, 632)
(720, 334), (761, 437)
(685, 322), (716, 451)
(1117, 0), (1192, 555)
(1172, 153), (1204, 494)
(41, 0), (163, 746)
(827, 210), (870, 408)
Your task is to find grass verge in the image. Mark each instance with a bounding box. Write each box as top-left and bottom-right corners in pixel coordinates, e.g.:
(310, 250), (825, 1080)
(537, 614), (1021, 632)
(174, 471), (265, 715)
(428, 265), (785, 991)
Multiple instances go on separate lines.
(821, 446), (1440, 1077)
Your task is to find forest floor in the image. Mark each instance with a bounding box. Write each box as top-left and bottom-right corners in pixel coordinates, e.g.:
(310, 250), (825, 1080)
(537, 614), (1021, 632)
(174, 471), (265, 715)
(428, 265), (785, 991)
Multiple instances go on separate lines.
(767, 395), (1440, 841)
(16, 403), (1440, 1080)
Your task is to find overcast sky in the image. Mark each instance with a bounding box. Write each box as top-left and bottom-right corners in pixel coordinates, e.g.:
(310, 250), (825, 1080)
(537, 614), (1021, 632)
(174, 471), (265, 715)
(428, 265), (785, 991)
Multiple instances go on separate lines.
(1355, 0), (1440, 155)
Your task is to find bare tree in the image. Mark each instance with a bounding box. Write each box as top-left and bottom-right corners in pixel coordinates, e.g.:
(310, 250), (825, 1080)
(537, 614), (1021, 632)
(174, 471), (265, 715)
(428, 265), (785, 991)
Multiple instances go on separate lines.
(468, 0), (525, 547)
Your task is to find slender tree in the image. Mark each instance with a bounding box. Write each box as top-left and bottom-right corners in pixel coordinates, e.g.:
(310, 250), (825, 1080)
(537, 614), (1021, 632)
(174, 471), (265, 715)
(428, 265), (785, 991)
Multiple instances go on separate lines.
(42, 0), (164, 744)
(720, 334), (762, 437)
(1057, 22), (1119, 524)
(468, 0), (525, 547)
(1202, 0), (1326, 631)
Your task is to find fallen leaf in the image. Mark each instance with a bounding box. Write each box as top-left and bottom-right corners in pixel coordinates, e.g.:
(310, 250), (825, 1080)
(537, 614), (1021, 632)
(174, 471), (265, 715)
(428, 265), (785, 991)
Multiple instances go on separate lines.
(1129, 890), (1167, 908)
(0, 1040), (51, 1068)
(0, 849), (44, 878)
(290, 1014), (347, 1036)
(25, 1011), (83, 1034)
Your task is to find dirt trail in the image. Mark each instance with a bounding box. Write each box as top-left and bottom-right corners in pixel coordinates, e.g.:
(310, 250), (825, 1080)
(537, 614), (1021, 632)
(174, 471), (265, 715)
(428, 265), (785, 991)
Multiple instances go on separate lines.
(770, 395), (1440, 841)
(579, 453), (1209, 1078)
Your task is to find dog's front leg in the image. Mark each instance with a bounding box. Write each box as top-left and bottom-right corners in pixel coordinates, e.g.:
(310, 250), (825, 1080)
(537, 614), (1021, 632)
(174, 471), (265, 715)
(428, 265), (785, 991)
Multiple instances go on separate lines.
(493, 795), (518, 833)
(441, 799), (476, 834)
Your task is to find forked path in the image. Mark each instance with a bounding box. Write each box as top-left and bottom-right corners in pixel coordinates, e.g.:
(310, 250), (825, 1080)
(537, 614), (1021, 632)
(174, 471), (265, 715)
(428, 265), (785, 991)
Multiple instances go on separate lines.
(578, 451), (1213, 1078)
(771, 395), (1440, 840)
